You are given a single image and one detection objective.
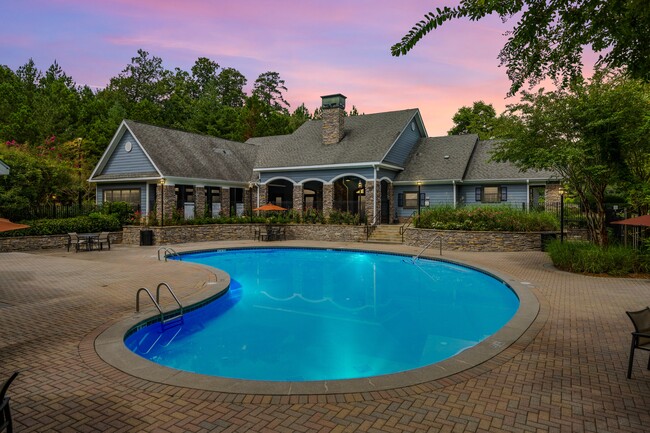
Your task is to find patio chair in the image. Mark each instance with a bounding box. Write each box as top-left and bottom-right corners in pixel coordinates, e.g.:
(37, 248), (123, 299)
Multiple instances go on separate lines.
(66, 232), (87, 252)
(96, 232), (111, 250)
(0, 371), (19, 433)
(626, 306), (650, 379)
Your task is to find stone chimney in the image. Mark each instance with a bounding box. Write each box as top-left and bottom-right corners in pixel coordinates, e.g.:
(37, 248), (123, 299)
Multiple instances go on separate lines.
(321, 94), (346, 145)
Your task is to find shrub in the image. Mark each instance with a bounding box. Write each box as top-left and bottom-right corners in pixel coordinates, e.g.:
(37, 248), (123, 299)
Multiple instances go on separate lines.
(100, 201), (135, 225)
(416, 205), (559, 231)
(328, 210), (361, 225)
(547, 240), (650, 276)
(0, 213), (121, 237)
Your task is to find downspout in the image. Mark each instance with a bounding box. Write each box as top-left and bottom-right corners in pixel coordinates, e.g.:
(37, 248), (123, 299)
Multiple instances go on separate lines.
(526, 179), (530, 212)
(257, 173), (261, 208)
(373, 165), (377, 223)
(452, 180), (457, 208)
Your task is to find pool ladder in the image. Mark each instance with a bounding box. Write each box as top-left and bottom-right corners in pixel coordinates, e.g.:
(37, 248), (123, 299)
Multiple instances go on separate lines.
(136, 282), (184, 326)
(407, 234), (445, 263)
(157, 246), (181, 261)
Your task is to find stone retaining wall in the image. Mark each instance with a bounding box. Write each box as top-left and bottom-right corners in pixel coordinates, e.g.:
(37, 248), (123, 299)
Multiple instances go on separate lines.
(123, 224), (366, 246)
(0, 232), (123, 252)
(403, 228), (544, 252)
(0, 225), (587, 252)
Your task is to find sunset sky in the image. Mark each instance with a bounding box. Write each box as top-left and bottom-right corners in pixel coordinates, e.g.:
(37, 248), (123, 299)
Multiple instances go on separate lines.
(2, 0), (535, 136)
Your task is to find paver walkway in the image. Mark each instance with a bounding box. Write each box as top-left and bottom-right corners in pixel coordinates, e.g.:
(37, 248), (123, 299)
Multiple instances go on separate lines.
(1, 241), (649, 432)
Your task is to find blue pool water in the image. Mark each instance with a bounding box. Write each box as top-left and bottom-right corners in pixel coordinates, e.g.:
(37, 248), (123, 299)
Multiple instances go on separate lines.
(125, 248), (519, 381)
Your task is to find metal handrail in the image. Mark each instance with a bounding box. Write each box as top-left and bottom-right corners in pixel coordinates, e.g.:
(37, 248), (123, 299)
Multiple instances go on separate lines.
(399, 211), (418, 243)
(156, 282), (184, 317)
(365, 214), (379, 240)
(136, 284), (184, 325)
(136, 287), (164, 322)
(157, 246), (180, 261)
(412, 234), (444, 261)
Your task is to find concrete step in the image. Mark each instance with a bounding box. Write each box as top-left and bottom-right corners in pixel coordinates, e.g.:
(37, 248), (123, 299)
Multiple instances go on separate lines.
(366, 225), (403, 244)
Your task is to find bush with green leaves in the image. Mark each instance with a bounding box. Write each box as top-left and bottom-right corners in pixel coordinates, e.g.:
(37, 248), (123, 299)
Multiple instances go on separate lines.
(547, 240), (650, 276)
(0, 213), (121, 237)
(416, 206), (559, 231)
(100, 201), (135, 225)
(327, 210), (362, 225)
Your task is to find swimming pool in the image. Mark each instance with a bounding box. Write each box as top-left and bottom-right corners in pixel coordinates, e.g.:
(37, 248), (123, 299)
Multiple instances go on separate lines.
(125, 248), (519, 382)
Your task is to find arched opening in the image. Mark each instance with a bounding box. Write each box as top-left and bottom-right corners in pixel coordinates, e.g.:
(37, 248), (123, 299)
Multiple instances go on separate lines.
(333, 177), (365, 216)
(303, 180), (323, 212)
(267, 179), (294, 209)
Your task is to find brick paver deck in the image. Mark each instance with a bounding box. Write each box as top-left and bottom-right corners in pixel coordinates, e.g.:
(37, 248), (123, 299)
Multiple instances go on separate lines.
(1, 240), (649, 432)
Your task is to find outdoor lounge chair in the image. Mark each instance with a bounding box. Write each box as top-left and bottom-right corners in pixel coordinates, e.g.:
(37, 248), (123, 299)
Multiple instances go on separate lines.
(96, 232), (111, 250)
(0, 371), (19, 433)
(66, 232), (88, 252)
(626, 306), (650, 379)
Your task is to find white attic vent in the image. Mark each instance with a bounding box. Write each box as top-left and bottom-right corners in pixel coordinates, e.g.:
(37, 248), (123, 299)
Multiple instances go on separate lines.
(444, 155), (450, 159)
(214, 148), (232, 156)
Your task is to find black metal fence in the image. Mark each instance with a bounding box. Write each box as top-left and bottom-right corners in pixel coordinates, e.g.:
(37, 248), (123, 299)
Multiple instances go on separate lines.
(14, 202), (99, 221)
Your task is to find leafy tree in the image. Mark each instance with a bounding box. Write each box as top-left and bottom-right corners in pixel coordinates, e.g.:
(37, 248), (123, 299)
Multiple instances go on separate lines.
(190, 57), (219, 98)
(214, 67), (247, 107)
(32, 61), (80, 144)
(107, 49), (171, 107)
(491, 74), (650, 246)
(392, 0), (650, 95)
(252, 71), (289, 113)
(0, 143), (74, 220)
(448, 101), (510, 139)
(348, 105), (362, 116)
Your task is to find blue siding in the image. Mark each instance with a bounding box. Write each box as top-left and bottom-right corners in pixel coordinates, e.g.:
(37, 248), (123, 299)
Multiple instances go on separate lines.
(383, 119), (421, 167)
(97, 183), (148, 213)
(459, 184), (528, 208)
(260, 167), (376, 184)
(102, 131), (157, 175)
(377, 168), (398, 181)
(393, 184), (454, 218)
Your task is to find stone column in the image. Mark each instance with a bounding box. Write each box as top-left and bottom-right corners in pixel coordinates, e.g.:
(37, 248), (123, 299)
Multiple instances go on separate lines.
(292, 185), (303, 212)
(258, 184), (268, 206)
(323, 184), (334, 217)
(157, 184), (175, 224)
(387, 182), (395, 224)
(545, 183), (562, 211)
(221, 187), (230, 217)
(244, 188), (253, 216)
(364, 181), (379, 224)
(195, 186), (206, 218)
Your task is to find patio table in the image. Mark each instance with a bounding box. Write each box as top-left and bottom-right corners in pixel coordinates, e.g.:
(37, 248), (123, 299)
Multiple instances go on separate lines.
(77, 233), (99, 251)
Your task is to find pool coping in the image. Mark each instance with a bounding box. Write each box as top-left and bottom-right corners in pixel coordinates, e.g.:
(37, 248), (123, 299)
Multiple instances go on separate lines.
(94, 246), (540, 395)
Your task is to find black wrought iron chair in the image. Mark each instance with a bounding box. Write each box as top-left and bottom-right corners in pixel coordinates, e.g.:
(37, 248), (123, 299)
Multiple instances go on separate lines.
(626, 307), (650, 379)
(0, 371), (19, 433)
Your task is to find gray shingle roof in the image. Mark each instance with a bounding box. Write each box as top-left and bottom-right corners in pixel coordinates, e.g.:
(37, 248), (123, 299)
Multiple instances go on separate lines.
(249, 109), (419, 168)
(125, 120), (258, 182)
(395, 134), (478, 182)
(464, 140), (557, 181)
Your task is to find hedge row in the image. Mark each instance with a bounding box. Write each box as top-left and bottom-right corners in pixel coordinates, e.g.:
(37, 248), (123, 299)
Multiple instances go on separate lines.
(547, 240), (650, 276)
(416, 206), (559, 232)
(0, 213), (121, 237)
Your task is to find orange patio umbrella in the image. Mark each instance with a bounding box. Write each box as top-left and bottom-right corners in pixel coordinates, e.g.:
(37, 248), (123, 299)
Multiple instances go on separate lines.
(253, 203), (287, 212)
(611, 215), (650, 227)
(0, 218), (29, 232)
